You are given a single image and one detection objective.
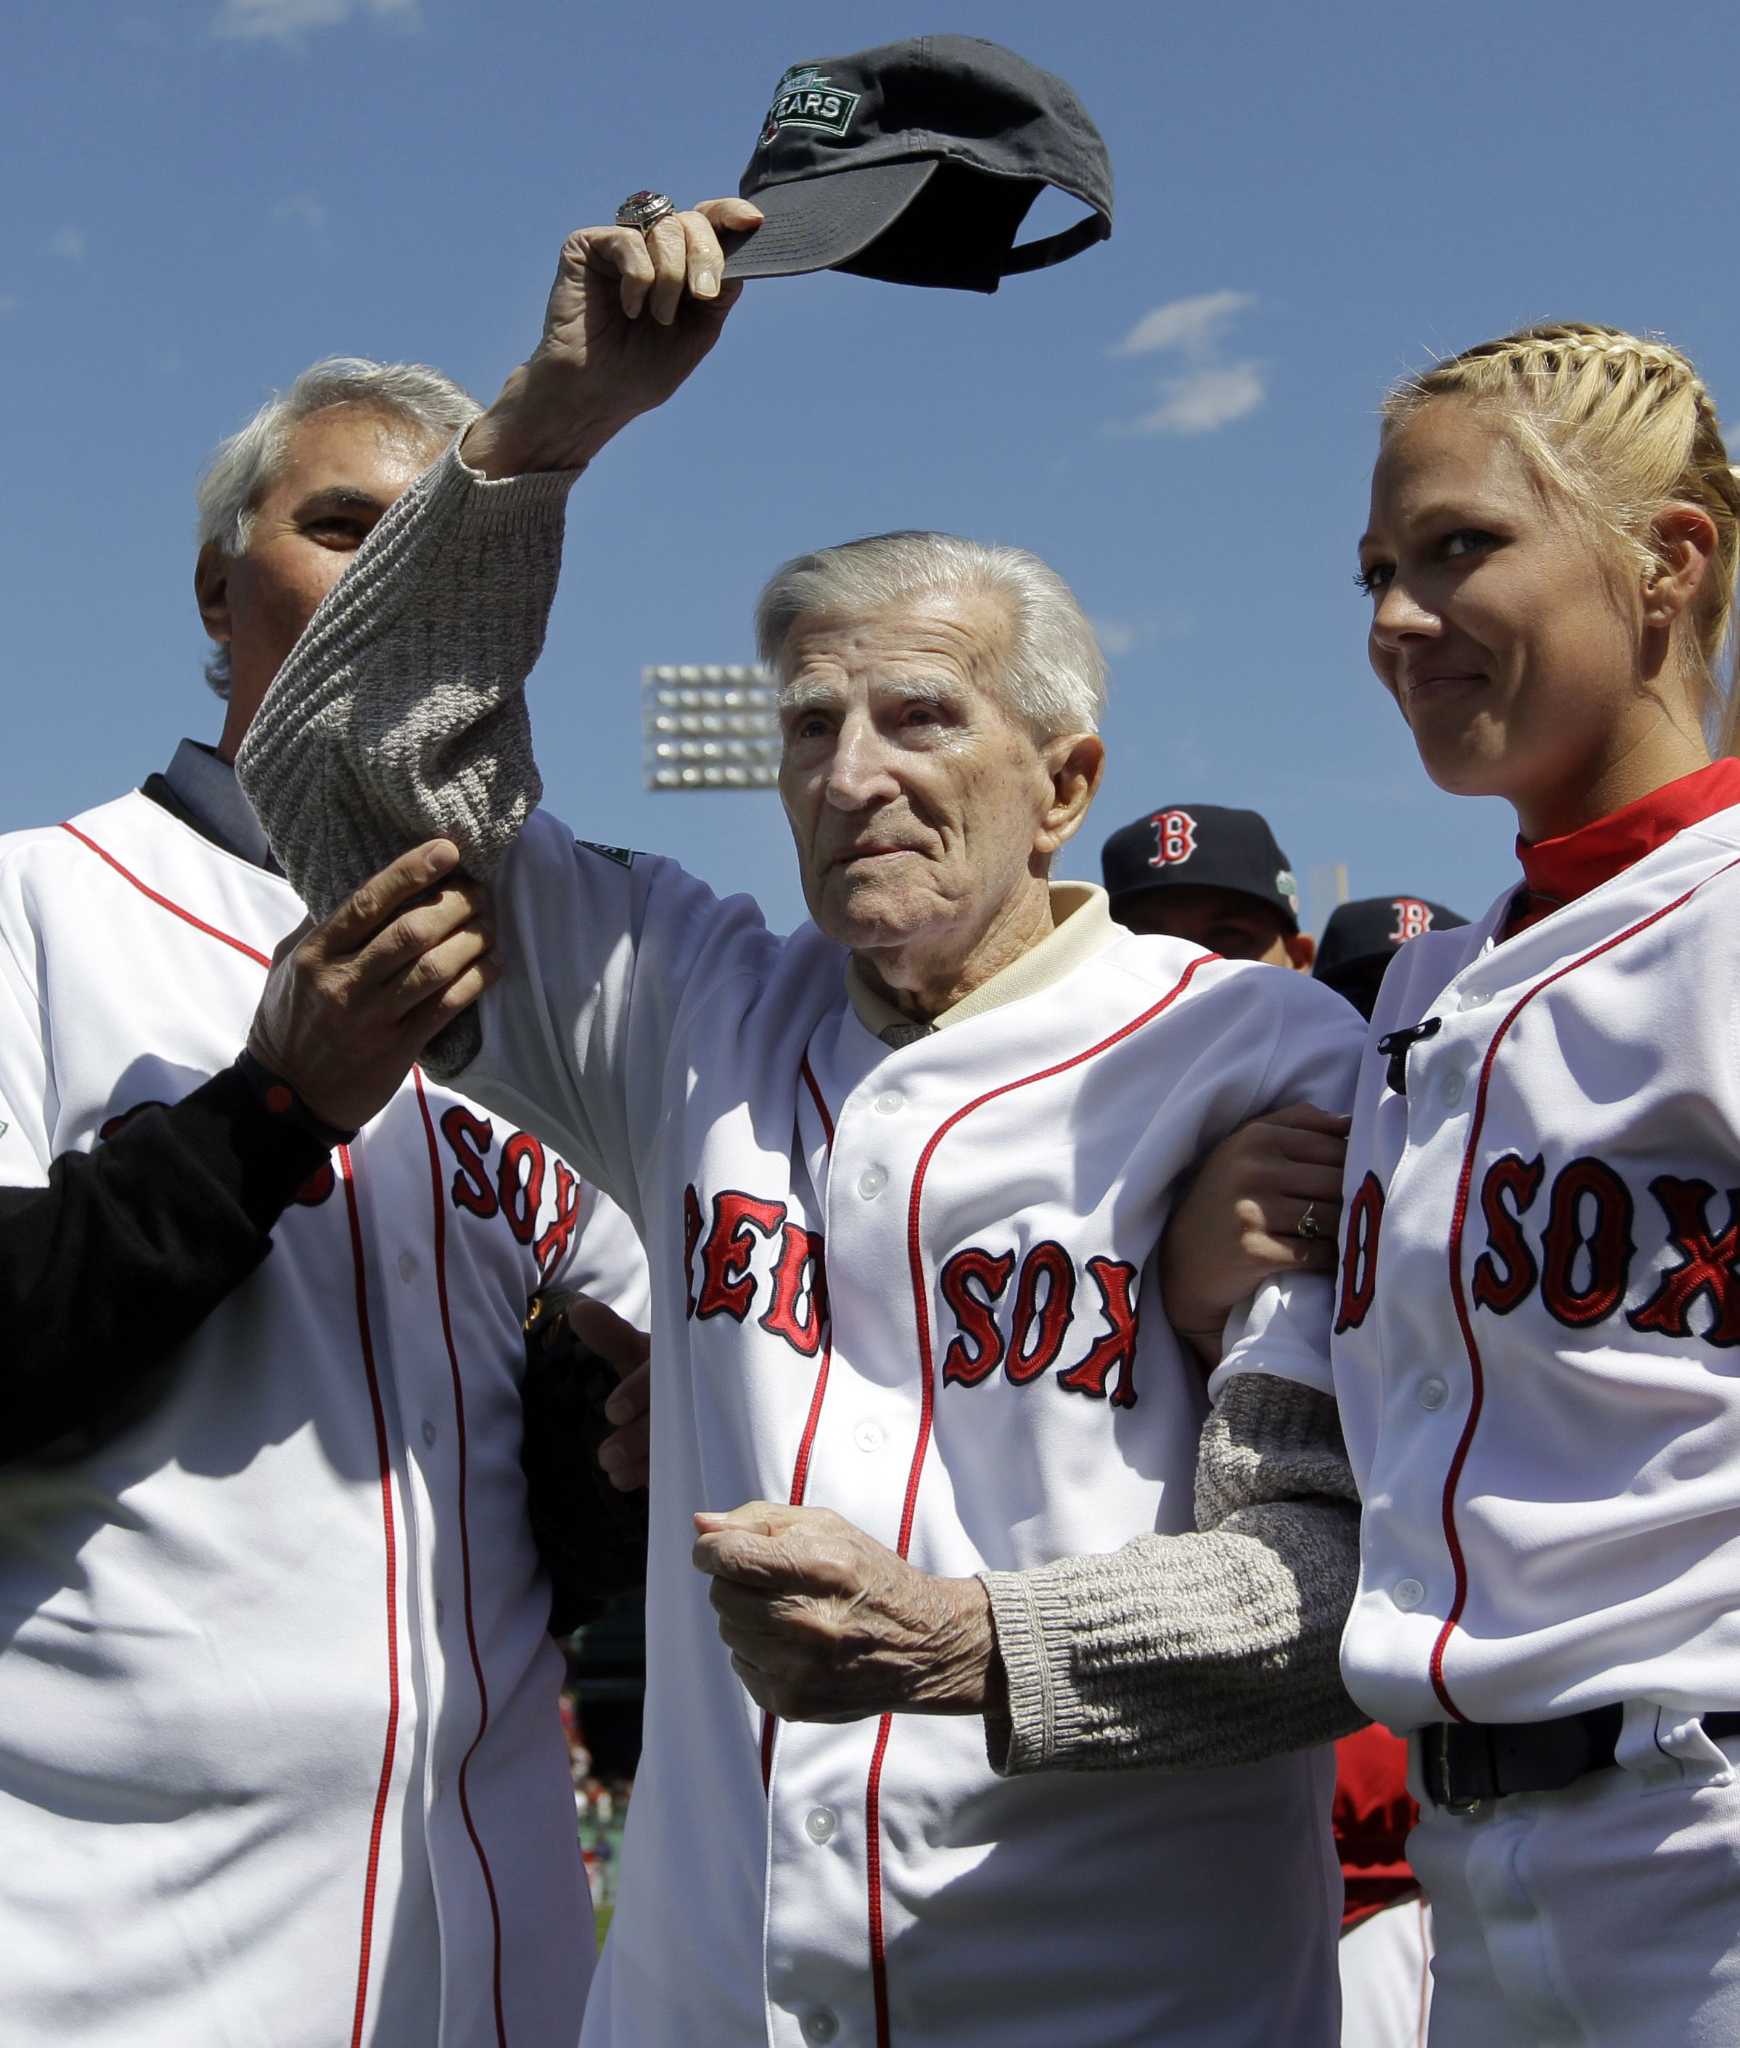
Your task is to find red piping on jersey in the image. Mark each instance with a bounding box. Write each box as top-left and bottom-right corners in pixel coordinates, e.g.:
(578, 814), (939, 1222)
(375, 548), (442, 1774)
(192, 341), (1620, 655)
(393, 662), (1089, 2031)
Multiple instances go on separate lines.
(338, 1148), (405, 2048)
(1432, 854), (1740, 1721)
(61, 822), (403, 2043)
(60, 821), (272, 968)
(761, 1053), (838, 1795)
(866, 954), (1216, 2048)
(413, 1070), (509, 2047)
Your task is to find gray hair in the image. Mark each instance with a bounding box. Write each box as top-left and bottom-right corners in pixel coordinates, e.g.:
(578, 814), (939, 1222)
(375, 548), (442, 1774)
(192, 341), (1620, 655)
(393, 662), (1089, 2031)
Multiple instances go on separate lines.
(194, 355), (480, 696)
(753, 531), (1108, 738)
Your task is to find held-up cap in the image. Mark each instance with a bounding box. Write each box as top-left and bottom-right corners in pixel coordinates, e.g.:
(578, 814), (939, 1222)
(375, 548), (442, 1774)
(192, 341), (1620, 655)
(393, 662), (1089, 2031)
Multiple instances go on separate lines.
(723, 35), (1113, 294)
(1100, 804), (1302, 932)
(1314, 896), (1468, 1007)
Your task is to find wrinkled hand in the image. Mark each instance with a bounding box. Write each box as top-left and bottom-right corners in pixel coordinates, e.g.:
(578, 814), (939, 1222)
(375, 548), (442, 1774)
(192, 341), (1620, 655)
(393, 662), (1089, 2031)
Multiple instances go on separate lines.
(247, 839), (497, 1130)
(463, 197), (765, 479)
(692, 1502), (1001, 1724)
(1160, 1102), (1351, 1367)
(561, 1294), (652, 1492)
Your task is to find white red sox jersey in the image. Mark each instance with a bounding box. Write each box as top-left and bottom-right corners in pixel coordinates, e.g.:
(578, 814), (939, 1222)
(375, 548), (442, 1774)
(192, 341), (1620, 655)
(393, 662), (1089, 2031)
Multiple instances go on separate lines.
(0, 787), (649, 2048)
(1334, 796), (1740, 1738)
(454, 813), (1364, 2048)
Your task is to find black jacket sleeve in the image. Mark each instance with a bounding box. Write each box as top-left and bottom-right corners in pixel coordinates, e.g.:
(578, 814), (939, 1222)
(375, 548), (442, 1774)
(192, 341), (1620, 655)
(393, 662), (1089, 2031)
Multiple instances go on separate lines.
(2, 1061), (337, 1462)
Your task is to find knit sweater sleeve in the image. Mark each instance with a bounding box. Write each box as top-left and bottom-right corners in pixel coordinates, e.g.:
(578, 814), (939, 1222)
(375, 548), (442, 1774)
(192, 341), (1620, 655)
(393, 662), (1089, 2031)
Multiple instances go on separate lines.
(978, 1370), (1365, 1775)
(235, 438), (578, 924)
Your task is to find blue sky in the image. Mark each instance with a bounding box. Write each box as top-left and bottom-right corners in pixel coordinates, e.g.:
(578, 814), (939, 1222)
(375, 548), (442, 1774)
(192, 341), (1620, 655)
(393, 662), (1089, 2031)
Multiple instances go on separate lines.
(5, 0), (1737, 936)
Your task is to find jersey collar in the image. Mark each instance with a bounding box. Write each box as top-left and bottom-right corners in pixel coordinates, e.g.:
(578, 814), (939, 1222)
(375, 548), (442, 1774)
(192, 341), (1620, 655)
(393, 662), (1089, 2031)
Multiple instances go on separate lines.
(1512, 758), (1740, 928)
(845, 882), (1118, 1045)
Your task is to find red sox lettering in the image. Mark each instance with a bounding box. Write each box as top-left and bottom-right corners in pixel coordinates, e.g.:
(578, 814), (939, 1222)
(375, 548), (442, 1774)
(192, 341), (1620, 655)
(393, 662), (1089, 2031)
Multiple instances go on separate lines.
(681, 1185), (1144, 1402)
(1336, 1156), (1740, 1344)
(440, 1104), (587, 1275)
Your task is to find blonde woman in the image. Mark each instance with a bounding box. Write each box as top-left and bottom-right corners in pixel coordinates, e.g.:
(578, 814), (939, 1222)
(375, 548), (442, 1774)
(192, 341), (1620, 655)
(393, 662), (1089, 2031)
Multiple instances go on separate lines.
(1335, 325), (1740, 2044)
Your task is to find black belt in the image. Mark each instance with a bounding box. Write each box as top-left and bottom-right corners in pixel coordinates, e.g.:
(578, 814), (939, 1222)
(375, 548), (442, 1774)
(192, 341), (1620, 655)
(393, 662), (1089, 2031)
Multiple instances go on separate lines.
(1420, 1708), (1740, 1811)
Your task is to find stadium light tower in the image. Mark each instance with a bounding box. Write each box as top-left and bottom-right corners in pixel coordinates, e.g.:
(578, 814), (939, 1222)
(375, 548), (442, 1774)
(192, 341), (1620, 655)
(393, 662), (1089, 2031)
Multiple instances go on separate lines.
(642, 665), (782, 791)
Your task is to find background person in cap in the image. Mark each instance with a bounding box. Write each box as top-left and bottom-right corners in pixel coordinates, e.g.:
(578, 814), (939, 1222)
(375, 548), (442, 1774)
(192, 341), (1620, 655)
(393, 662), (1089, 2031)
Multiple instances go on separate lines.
(1314, 895), (1468, 1020)
(1102, 803), (1317, 968)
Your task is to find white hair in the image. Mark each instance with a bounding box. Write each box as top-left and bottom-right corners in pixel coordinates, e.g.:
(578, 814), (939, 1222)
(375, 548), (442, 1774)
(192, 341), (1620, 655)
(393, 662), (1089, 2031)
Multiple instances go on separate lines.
(753, 531), (1108, 738)
(194, 355), (480, 696)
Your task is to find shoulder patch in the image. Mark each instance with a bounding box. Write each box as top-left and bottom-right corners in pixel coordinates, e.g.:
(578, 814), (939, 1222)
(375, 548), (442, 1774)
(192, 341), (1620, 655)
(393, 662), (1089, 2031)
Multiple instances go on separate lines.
(575, 840), (639, 869)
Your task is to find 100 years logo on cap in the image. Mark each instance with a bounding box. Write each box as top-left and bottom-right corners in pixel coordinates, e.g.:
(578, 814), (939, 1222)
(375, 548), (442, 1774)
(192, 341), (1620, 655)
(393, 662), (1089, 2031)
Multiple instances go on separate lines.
(760, 66), (862, 146)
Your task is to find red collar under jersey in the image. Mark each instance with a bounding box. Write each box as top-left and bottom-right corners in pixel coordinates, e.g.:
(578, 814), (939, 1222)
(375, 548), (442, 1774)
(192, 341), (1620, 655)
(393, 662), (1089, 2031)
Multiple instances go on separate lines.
(1505, 757), (1740, 937)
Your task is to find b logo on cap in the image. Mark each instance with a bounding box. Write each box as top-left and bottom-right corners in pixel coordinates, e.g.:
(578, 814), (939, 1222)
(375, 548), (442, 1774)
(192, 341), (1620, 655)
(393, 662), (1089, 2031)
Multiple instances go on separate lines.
(760, 66), (862, 146)
(1147, 809), (1198, 868)
(1390, 898), (1434, 943)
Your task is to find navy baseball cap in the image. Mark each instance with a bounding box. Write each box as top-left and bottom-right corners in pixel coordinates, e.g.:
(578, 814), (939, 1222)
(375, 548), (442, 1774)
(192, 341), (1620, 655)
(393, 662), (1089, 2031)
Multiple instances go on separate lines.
(1100, 804), (1302, 931)
(1314, 896), (1467, 1014)
(723, 36), (1113, 294)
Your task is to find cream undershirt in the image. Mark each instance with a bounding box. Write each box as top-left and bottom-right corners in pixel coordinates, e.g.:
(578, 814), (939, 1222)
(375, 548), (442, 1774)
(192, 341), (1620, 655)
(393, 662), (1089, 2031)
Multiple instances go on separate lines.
(842, 881), (1120, 1045)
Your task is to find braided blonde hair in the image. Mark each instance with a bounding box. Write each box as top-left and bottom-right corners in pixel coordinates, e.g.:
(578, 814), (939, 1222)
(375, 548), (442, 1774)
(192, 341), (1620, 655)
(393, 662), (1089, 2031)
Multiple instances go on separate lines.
(1383, 323), (1740, 746)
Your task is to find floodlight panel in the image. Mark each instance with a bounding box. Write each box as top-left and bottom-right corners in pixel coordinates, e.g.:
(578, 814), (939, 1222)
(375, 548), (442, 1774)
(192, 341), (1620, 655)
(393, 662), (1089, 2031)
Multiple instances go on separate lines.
(643, 664), (783, 791)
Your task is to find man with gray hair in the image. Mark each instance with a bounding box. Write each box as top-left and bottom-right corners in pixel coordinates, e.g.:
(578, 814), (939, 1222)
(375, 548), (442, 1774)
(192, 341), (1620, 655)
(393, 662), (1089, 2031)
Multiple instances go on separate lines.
(240, 201), (1367, 2047)
(0, 356), (651, 2046)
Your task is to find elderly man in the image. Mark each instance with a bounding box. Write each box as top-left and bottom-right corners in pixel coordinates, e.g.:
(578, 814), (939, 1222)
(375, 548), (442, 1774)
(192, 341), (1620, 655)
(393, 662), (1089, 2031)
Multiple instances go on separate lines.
(240, 204), (1366, 2047)
(0, 358), (649, 2047)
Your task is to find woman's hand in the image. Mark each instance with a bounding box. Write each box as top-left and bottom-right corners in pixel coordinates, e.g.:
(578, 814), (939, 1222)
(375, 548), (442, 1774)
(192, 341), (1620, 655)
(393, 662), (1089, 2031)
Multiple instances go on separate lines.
(1160, 1103), (1351, 1367)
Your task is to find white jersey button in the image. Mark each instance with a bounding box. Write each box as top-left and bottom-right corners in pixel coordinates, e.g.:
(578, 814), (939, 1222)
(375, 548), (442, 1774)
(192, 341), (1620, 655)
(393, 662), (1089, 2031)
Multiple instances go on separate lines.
(1458, 988), (1491, 1012)
(398, 1248), (420, 1282)
(857, 1165), (888, 1200)
(435, 1597), (446, 1626)
(1440, 1069), (1467, 1108)
(421, 1419), (438, 1448)
(801, 2012), (838, 2046)
(803, 1804), (838, 1845)
(853, 1418), (886, 1454)
(1392, 1578), (1425, 1612)
(873, 1090), (905, 1116)
(1418, 1376), (1450, 1412)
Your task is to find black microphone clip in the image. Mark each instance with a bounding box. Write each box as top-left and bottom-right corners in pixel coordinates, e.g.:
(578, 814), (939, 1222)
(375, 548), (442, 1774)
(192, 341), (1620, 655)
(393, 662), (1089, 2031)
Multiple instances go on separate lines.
(1375, 1016), (1442, 1096)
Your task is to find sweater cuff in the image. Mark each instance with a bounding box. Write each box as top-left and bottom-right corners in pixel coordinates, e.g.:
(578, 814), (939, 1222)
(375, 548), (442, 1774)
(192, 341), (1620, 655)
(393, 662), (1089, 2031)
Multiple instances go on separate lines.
(446, 431), (585, 519)
(979, 1565), (1091, 1776)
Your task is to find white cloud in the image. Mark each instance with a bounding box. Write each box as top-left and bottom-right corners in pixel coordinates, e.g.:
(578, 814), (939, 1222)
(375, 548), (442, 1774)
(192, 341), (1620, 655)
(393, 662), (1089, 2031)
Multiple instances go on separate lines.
(1095, 619), (1139, 658)
(1128, 363), (1267, 438)
(1111, 290), (1256, 360)
(50, 226), (87, 264)
(212, 0), (419, 44)
(274, 192), (328, 232)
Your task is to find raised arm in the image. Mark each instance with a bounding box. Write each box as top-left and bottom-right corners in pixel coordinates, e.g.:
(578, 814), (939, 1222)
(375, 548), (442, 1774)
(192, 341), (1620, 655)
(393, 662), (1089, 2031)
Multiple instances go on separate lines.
(236, 199), (762, 925)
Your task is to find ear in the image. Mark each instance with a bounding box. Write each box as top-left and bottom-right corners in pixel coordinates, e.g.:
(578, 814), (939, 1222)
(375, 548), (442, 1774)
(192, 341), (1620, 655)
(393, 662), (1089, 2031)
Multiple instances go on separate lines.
(1034, 733), (1106, 855)
(1283, 930), (1317, 972)
(195, 543), (232, 648)
(1642, 503), (1719, 630)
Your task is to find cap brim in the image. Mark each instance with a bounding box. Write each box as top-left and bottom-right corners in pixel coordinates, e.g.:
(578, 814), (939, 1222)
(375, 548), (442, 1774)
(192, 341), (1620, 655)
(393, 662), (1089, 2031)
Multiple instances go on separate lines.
(723, 158), (938, 279)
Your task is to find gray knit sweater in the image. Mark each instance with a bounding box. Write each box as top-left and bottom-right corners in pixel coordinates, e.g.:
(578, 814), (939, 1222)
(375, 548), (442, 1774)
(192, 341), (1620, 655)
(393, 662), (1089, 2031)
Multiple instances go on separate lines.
(237, 439), (1365, 1774)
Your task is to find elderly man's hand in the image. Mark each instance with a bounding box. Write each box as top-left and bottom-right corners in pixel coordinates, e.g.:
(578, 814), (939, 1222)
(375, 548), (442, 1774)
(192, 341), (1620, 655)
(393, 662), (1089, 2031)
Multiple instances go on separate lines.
(247, 839), (497, 1131)
(1160, 1102), (1350, 1368)
(464, 197), (765, 480)
(692, 1502), (1003, 1724)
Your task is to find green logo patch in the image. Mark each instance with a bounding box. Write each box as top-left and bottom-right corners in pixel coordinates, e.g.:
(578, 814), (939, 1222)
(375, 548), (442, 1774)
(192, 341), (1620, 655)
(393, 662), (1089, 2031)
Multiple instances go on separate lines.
(760, 66), (861, 146)
(576, 840), (638, 869)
